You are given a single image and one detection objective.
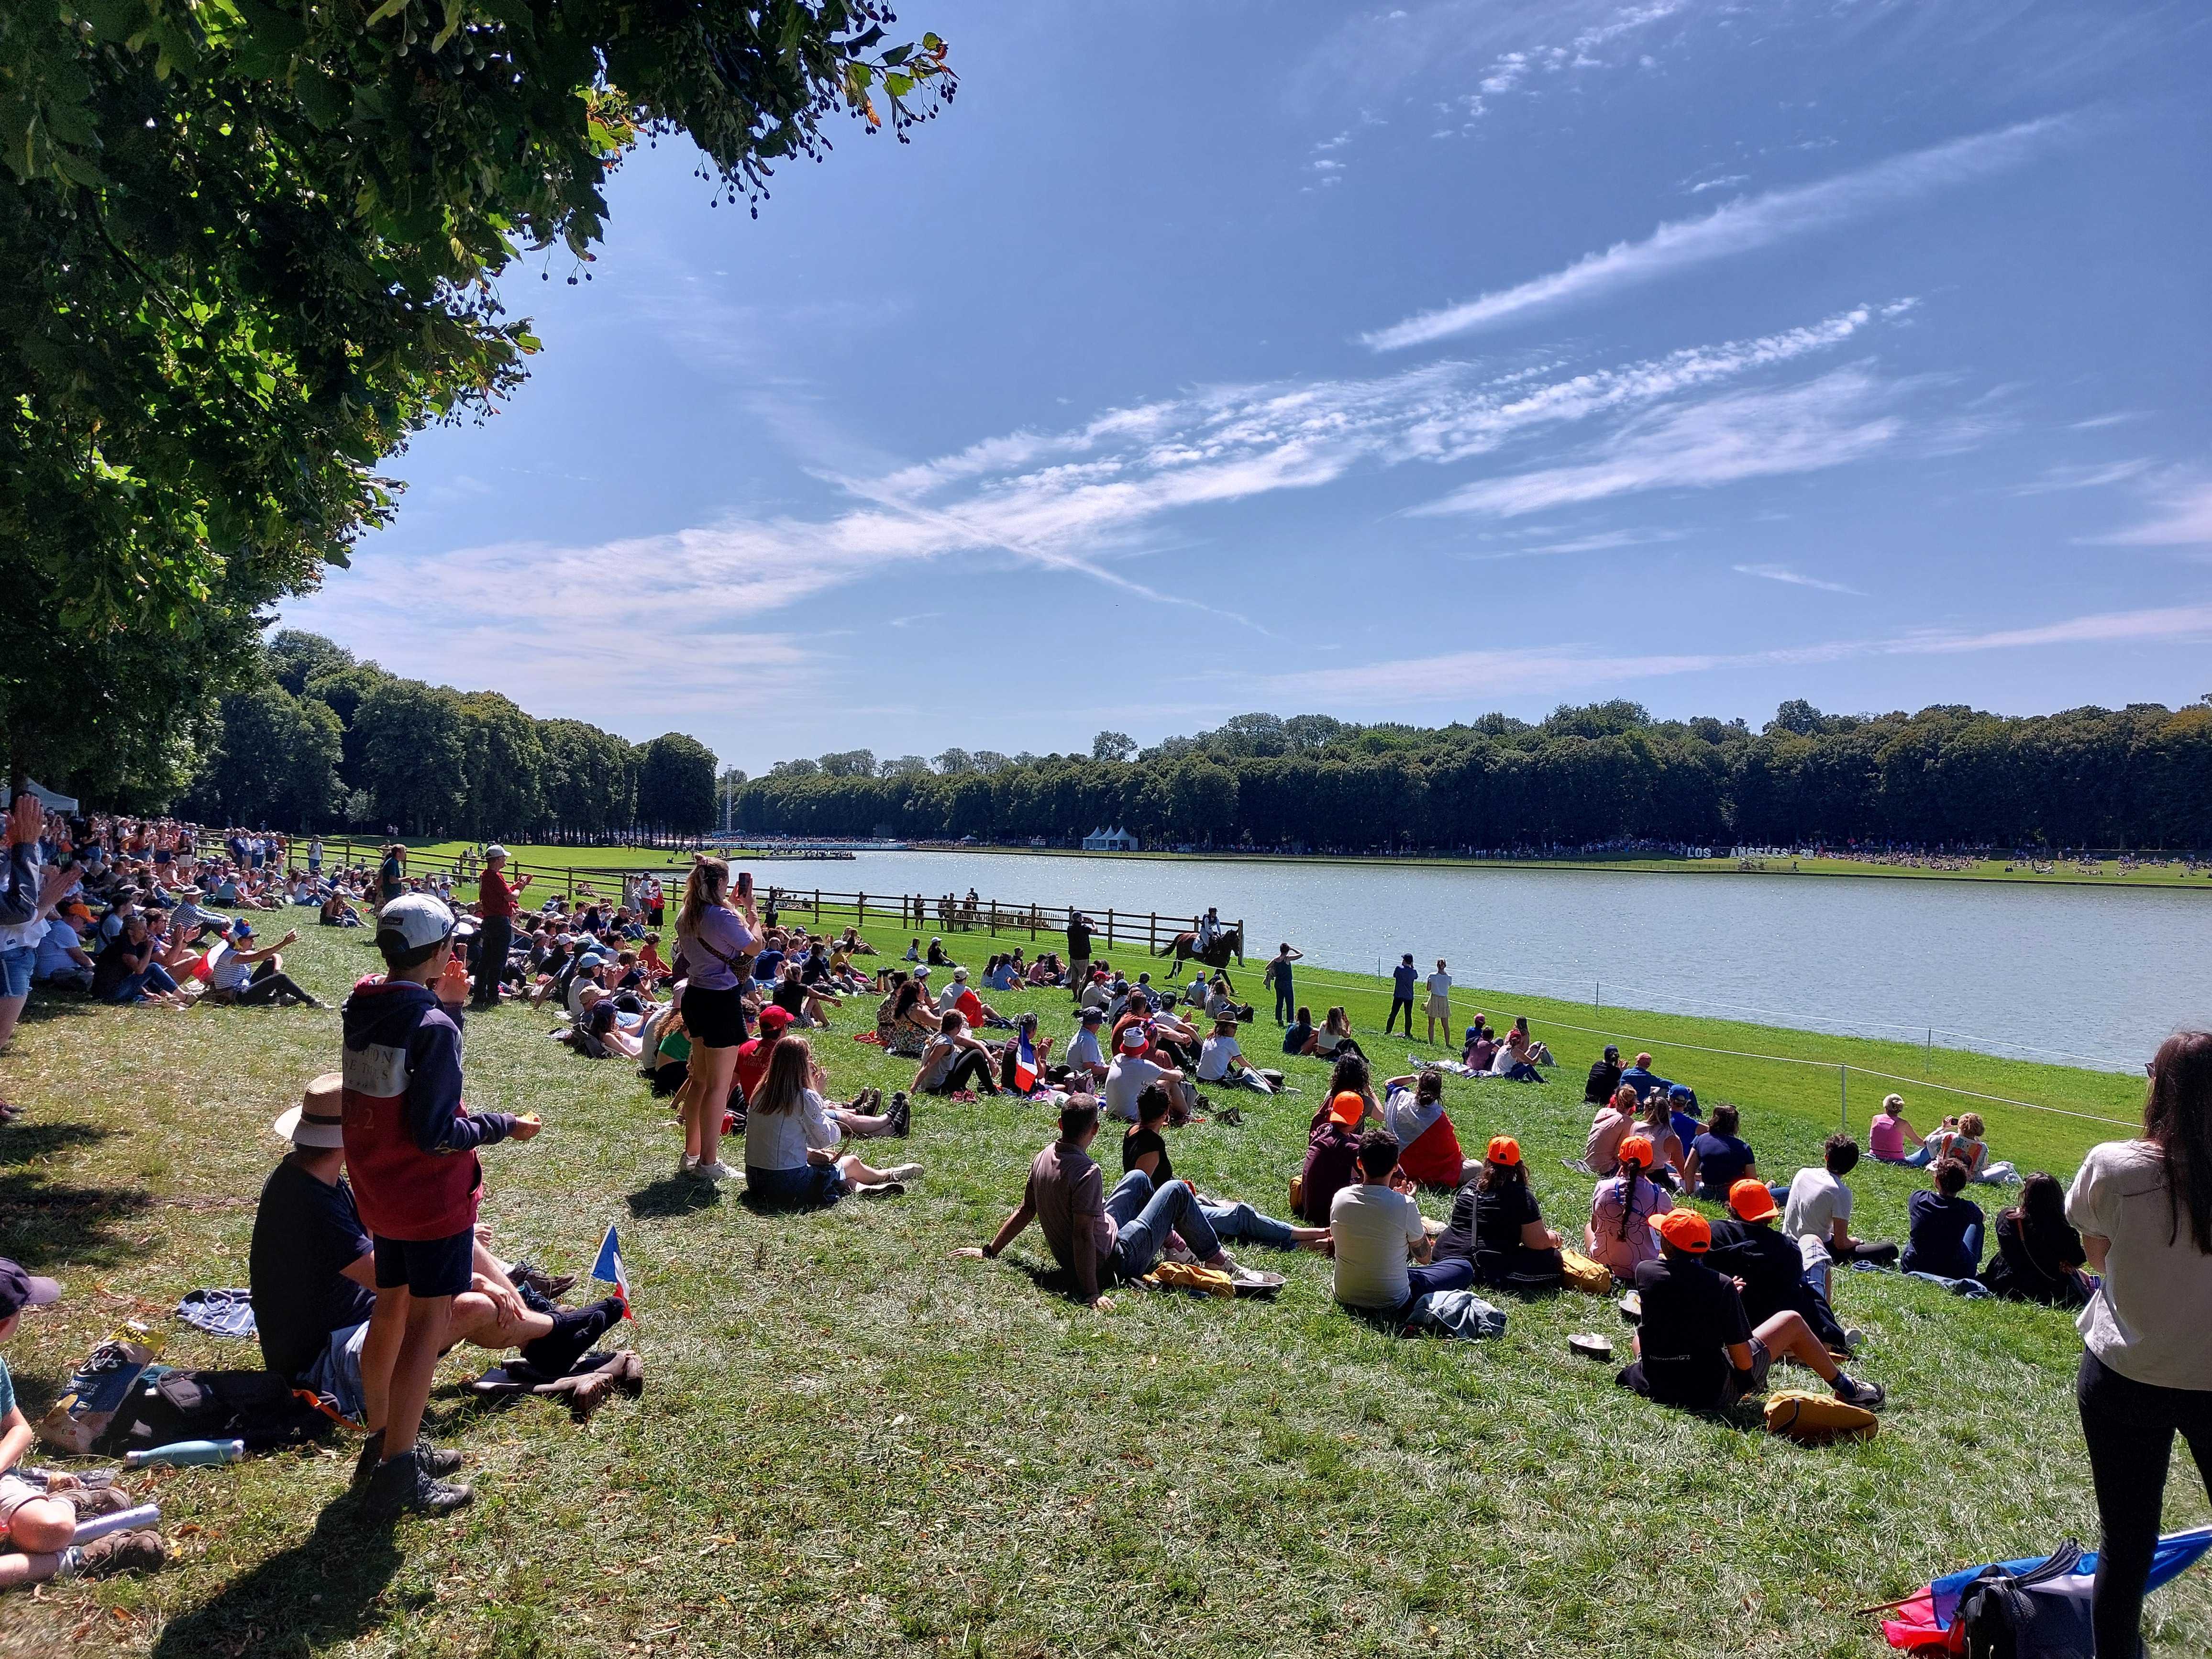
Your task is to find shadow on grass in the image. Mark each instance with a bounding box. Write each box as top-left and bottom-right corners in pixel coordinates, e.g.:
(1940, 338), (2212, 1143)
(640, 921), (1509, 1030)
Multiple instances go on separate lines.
(625, 1174), (722, 1218)
(150, 1499), (408, 1659)
(0, 1165), (150, 1270)
(0, 1120), (111, 1167)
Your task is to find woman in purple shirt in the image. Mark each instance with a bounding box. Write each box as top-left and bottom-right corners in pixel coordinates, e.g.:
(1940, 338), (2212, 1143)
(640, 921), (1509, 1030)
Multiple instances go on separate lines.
(672, 859), (758, 1182)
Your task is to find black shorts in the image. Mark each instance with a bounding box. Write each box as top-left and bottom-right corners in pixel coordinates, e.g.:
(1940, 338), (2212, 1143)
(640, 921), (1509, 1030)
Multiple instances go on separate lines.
(372, 1228), (475, 1298)
(683, 984), (750, 1050)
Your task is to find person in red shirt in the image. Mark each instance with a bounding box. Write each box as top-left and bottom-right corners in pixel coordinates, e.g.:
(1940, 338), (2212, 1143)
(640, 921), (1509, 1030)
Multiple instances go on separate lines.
(469, 845), (531, 1009)
(733, 1005), (793, 1108)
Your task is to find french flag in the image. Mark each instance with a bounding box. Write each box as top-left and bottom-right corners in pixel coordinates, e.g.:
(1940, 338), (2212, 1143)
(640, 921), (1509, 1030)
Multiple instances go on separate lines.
(592, 1223), (634, 1318)
(1013, 1030), (1039, 1093)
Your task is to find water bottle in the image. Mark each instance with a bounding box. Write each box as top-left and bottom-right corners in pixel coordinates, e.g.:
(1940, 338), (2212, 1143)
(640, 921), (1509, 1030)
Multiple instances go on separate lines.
(123, 1438), (244, 1469)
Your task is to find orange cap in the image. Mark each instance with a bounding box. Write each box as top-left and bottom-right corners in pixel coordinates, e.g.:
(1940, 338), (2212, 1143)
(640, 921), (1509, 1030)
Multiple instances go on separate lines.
(1648, 1209), (1712, 1252)
(1617, 1135), (1654, 1169)
(1485, 1135), (1522, 1167)
(1728, 1178), (1779, 1223)
(1328, 1091), (1365, 1127)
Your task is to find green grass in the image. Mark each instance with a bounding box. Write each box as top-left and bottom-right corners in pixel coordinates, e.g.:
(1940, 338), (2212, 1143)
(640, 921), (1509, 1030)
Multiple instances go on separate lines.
(1, 916), (2205, 1658)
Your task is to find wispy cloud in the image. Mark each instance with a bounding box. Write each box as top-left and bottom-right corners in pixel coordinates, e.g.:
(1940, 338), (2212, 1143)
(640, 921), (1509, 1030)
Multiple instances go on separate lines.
(1469, 527), (1688, 561)
(1734, 562), (1863, 595)
(2013, 459), (2152, 495)
(2083, 477), (2212, 547)
(1689, 173), (1749, 194)
(1270, 602), (2212, 707)
(1362, 120), (2064, 350)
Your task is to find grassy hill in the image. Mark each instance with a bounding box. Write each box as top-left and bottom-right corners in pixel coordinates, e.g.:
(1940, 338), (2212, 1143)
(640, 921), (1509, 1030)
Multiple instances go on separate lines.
(0, 914), (2203, 1658)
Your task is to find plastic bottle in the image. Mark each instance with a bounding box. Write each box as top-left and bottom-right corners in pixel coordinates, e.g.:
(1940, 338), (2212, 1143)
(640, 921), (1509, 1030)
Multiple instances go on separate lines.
(122, 1438), (245, 1469)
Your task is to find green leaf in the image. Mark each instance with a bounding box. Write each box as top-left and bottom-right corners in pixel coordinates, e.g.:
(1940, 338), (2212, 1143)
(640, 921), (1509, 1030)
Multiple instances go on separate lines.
(884, 72), (913, 97)
(295, 67), (344, 129)
(365, 0), (409, 27)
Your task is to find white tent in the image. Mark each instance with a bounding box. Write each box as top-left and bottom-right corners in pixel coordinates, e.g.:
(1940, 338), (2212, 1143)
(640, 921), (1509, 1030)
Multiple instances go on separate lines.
(23, 780), (77, 815)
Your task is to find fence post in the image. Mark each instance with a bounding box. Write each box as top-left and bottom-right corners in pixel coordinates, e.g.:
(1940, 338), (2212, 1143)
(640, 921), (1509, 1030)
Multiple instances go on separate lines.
(1924, 1027), (1932, 1078)
(813, 888), (820, 923)
(857, 893), (866, 935)
(1149, 913), (1157, 953)
(1839, 1065), (1847, 1133)
(1106, 908), (1115, 950)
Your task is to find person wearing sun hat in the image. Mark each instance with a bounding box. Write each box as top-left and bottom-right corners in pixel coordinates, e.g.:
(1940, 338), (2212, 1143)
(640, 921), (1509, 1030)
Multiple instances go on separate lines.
(1620, 1206), (1885, 1411)
(1433, 1136), (1565, 1292)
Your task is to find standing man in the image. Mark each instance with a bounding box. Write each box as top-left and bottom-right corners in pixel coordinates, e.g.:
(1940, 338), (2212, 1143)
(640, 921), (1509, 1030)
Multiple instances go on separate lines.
(1386, 953), (1418, 1038)
(1263, 941), (1303, 1026)
(1424, 959), (1453, 1046)
(377, 843), (407, 912)
(1065, 909), (1093, 1003)
(308, 834), (324, 877)
(471, 846), (529, 1009)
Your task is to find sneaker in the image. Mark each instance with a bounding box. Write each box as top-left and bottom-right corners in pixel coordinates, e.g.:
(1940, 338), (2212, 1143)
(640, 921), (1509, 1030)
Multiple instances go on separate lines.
(74, 1529), (167, 1578)
(853, 1180), (906, 1198)
(362, 1449), (474, 1517)
(885, 1093), (911, 1138)
(352, 1430), (461, 1488)
(694, 1160), (737, 1183)
(1841, 1326), (1867, 1352)
(1832, 1375), (1887, 1411)
(881, 1162), (924, 1183)
(677, 1151), (700, 1176)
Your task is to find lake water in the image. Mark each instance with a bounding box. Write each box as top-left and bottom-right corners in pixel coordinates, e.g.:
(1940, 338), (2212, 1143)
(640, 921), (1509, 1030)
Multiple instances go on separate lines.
(760, 851), (2211, 1072)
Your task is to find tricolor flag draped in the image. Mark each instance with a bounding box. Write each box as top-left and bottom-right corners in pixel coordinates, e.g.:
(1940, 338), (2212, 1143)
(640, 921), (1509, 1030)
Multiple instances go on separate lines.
(592, 1223), (634, 1318)
(1013, 1030), (1039, 1094)
(1880, 1526), (2212, 1652)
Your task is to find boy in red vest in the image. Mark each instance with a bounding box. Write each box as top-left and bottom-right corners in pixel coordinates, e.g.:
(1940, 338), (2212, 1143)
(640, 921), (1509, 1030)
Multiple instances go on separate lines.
(343, 894), (541, 1515)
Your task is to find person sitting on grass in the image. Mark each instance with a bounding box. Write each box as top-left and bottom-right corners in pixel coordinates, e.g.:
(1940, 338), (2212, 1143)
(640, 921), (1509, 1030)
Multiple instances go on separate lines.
(938, 964), (1005, 1029)
(0, 1262), (167, 1588)
(914, 1010), (1002, 1097)
(1586, 1136), (1672, 1283)
(1064, 1006), (1110, 1086)
(1434, 1137), (1565, 1294)
(1631, 1090), (1683, 1186)
(1616, 1051), (1672, 1099)
(1297, 1091), (1368, 1227)
(1978, 1172), (2093, 1306)
(1583, 1084), (1639, 1177)
(925, 937), (951, 966)
(1197, 1015), (1272, 1094)
(878, 974), (937, 1059)
(90, 914), (188, 1007)
(205, 921), (321, 1007)
(1282, 1004), (1315, 1056)
(965, 1097), (1244, 1308)
(1781, 1136), (1900, 1266)
(741, 1037), (920, 1210)
(1308, 1006), (1363, 1061)
(1902, 1158), (1985, 1281)
(771, 960), (840, 1029)
(1705, 1180), (1855, 1354)
(1619, 1209), (1886, 1413)
(343, 894), (542, 1517)
(250, 1077), (624, 1455)
(1104, 1022), (1188, 1123)
(1682, 1104), (1758, 1200)
(1584, 1044), (1623, 1106)
(1487, 1023), (1544, 1083)
(1869, 1093), (1931, 1167)
(1938, 1111), (2016, 1185)
(1327, 1129), (1473, 1320)
(573, 985), (642, 1060)
(1379, 1069), (1471, 1189)
(1121, 1085), (1326, 1254)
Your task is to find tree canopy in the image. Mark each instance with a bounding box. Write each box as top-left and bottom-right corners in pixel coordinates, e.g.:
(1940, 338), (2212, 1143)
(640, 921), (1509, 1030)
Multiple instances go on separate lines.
(1, 0), (951, 792)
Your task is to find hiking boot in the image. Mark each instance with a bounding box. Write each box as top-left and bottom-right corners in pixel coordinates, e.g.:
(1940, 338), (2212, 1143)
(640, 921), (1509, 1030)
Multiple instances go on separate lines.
(885, 1093), (911, 1137)
(362, 1449), (474, 1517)
(1831, 1375), (1887, 1412)
(352, 1430), (462, 1489)
(59, 1484), (134, 1519)
(515, 1262), (577, 1301)
(73, 1529), (167, 1578)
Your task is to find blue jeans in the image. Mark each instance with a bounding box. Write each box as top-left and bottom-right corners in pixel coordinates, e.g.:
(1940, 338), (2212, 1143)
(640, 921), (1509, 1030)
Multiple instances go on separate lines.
(1105, 1170), (1220, 1280)
(1876, 1144), (1935, 1168)
(0, 944), (34, 1001)
(106, 964), (176, 1004)
(1408, 1258), (1476, 1302)
(1273, 978), (1294, 1023)
(1198, 1199), (1297, 1250)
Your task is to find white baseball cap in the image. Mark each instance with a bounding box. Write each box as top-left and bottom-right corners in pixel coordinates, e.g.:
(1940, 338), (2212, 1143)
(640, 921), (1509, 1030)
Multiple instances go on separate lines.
(378, 893), (456, 951)
(484, 844), (509, 861)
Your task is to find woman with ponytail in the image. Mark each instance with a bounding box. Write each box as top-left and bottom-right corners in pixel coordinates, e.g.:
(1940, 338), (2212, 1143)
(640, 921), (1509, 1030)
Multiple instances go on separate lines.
(1586, 1136), (1672, 1281)
(670, 859), (758, 1182)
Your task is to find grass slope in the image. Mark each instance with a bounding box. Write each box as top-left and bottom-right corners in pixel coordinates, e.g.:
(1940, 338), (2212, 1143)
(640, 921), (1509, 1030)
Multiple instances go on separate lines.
(0, 918), (2204, 1658)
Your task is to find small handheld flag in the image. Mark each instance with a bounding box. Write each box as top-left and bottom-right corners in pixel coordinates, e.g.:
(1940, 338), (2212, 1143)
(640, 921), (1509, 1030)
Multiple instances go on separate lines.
(1013, 1030), (1039, 1094)
(592, 1223), (633, 1318)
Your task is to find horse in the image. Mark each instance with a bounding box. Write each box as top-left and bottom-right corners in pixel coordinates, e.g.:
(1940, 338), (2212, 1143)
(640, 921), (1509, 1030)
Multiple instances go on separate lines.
(1157, 924), (1243, 972)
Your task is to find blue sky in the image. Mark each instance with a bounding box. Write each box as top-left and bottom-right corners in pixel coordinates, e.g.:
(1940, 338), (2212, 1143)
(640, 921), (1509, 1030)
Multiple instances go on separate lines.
(284, 0), (2212, 773)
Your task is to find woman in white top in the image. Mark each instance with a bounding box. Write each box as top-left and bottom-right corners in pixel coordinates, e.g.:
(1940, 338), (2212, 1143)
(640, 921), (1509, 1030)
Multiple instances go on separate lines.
(741, 1038), (919, 1210)
(2066, 1030), (2212, 1658)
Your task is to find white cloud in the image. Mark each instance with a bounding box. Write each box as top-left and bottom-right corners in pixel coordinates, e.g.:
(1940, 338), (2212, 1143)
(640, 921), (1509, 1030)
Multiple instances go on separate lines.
(1362, 119), (2064, 350)
(1689, 173), (1749, 194)
(2013, 459), (2153, 495)
(1733, 562), (1863, 595)
(1469, 527), (1688, 560)
(2082, 477), (2212, 547)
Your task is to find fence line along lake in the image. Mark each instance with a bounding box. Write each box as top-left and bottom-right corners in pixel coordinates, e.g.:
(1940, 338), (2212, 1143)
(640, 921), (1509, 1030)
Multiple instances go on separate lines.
(770, 851), (2208, 1073)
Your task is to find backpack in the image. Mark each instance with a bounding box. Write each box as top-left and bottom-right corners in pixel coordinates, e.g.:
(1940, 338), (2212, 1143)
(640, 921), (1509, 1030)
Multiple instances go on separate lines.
(1763, 1389), (1879, 1444)
(94, 1368), (336, 1455)
(1954, 1540), (2100, 1659)
(1559, 1249), (1614, 1295)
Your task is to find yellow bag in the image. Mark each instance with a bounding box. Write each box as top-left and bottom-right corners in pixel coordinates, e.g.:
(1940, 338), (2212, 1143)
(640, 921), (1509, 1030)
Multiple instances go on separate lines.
(1559, 1249), (1613, 1295)
(1145, 1261), (1236, 1299)
(1764, 1389), (1879, 1444)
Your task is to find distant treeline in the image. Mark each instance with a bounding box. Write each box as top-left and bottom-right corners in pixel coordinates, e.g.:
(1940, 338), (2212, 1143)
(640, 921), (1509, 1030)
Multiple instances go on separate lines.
(177, 632), (727, 836)
(734, 702), (2212, 851)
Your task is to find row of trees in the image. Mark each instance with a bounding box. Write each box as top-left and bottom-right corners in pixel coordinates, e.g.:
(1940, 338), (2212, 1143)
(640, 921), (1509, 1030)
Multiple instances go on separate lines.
(731, 700), (2212, 851)
(181, 633), (720, 837)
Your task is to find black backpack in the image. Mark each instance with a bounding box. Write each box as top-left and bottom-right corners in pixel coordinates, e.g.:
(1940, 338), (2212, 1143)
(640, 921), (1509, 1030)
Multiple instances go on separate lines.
(1955, 1540), (2115, 1659)
(94, 1368), (334, 1455)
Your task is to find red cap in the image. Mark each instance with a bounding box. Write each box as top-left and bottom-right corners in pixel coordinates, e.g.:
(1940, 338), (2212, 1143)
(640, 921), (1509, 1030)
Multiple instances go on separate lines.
(1648, 1209), (1712, 1253)
(1485, 1135), (1522, 1167)
(758, 1006), (793, 1032)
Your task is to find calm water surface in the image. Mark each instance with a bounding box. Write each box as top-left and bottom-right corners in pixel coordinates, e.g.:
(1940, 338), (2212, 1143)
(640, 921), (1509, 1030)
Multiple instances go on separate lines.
(758, 852), (2211, 1071)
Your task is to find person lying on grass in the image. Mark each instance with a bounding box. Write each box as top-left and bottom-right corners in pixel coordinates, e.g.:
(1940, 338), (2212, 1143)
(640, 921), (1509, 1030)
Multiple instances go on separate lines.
(1326, 1128), (1474, 1319)
(741, 1037), (920, 1211)
(1618, 1209), (1886, 1413)
(250, 1076), (625, 1467)
(1433, 1137), (1565, 1294)
(0, 1261), (168, 1588)
(963, 1097), (1250, 1308)
(1781, 1135), (1900, 1267)
(343, 894), (542, 1518)
(1121, 1085), (1327, 1255)
(1379, 1069), (1470, 1188)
